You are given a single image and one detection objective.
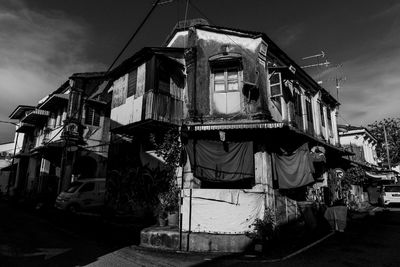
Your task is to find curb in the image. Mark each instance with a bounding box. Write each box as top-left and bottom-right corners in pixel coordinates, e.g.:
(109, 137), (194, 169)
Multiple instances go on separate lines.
(245, 231), (335, 263)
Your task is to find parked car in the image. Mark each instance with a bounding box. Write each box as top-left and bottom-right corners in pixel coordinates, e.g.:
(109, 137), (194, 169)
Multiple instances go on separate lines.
(379, 184), (400, 207)
(55, 178), (106, 213)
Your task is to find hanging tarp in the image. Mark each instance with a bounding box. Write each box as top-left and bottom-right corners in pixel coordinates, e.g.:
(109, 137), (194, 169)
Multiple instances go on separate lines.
(185, 140), (254, 182)
(273, 143), (315, 189)
(181, 189), (265, 234)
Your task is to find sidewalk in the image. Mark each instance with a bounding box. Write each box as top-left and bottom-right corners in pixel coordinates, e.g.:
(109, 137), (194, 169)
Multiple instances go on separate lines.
(85, 205), (384, 266)
(84, 220), (335, 266)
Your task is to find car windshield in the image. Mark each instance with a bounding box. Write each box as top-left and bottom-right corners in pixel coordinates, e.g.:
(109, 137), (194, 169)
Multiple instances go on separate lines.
(66, 182), (83, 193)
(384, 186), (400, 193)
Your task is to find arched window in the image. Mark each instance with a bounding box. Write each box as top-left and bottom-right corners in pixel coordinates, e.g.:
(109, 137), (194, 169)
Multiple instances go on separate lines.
(209, 52), (242, 115)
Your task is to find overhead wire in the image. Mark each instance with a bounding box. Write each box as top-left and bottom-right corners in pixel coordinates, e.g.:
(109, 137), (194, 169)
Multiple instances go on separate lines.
(42, 0), (162, 148)
(106, 0), (162, 74)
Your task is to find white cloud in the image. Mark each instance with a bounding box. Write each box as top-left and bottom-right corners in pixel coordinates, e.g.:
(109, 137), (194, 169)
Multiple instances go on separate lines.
(0, 0), (104, 142)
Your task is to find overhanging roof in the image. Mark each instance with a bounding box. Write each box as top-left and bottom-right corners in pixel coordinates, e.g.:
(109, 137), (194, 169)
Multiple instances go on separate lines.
(9, 105), (35, 120)
(38, 94), (69, 111)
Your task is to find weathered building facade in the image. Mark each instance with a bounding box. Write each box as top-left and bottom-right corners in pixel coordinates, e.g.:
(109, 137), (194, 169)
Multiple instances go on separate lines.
(108, 20), (348, 252)
(8, 72), (111, 201)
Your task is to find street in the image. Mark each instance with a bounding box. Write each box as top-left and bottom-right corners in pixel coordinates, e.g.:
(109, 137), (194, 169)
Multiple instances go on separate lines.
(1, 202), (400, 267)
(198, 208), (400, 267)
(0, 202), (150, 267)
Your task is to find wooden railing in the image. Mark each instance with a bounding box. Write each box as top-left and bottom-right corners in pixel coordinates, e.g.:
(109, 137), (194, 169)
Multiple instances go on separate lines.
(144, 91), (183, 125)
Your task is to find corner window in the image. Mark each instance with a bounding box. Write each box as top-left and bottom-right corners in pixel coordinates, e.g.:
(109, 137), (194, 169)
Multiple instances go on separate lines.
(212, 67), (241, 114)
(85, 107), (101, 127)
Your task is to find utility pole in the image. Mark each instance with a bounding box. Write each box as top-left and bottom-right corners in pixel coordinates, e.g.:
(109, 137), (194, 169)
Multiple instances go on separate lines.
(383, 125), (391, 169)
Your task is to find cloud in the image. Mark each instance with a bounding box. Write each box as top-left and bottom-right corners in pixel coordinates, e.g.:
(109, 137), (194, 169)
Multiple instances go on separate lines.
(0, 0), (104, 142)
(273, 24), (305, 48)
(338, 42), (400, 126)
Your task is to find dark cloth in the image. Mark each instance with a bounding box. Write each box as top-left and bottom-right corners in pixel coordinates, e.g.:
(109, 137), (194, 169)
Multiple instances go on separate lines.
(273, 143), (315, 189)
(185, 140), (254, 182)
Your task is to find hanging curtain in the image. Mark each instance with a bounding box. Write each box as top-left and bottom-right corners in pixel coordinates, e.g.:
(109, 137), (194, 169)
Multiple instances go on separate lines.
(185, 139), (254, 182)
(273, 143), (315, 189)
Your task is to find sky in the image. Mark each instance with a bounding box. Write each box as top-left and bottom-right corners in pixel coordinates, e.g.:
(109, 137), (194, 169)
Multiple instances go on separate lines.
(0, 0), (399, 142)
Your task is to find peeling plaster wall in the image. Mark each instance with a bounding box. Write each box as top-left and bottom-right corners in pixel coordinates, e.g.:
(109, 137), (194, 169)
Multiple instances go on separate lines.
(190, 29), (272, 120)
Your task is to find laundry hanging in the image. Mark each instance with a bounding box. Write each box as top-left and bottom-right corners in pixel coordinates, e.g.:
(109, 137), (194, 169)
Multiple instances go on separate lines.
(185, 140), (254, 182)
(273, 143), (315, 189)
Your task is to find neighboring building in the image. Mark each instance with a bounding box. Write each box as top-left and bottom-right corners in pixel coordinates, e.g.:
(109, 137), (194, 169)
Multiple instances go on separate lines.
(8, 72), (111, 200)
(108, 20), (349, 252)
(338, 124), (378, 166)
(0, 141), (20, 193)
(338, 124), (397, 204)
(0, 113), (31, 196)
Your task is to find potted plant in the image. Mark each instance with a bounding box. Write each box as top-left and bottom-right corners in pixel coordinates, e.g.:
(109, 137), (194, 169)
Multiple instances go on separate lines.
(247, 207), (277, 253)
(157, 192), (169, 226)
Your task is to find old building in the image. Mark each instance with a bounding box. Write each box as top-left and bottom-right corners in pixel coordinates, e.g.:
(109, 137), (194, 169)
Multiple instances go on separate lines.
(108, 20), (349, 252)
(8, 72), (111, 202)
(338, 124), (397, 204)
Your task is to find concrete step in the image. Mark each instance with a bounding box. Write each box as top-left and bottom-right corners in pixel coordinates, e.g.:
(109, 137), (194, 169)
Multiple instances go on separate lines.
(140, 226), (253, 252)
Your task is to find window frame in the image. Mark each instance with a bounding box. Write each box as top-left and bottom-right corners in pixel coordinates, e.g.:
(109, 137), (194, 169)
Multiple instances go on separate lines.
(210, 65), (242, 115)
(305, 97), (314, 129)
(212, 67), (240, 94)
(84, 106), (101, 127)
(320, 103), (325, 127)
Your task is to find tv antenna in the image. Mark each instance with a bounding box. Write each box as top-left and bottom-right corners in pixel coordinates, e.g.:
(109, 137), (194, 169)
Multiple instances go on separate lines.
(301, 51), (330, 69)
(317, 64), (346, 101)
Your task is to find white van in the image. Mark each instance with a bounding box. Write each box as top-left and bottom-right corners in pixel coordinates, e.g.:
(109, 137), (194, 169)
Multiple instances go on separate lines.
(55, 178), (106, 213)
(379, 184), (400, 207)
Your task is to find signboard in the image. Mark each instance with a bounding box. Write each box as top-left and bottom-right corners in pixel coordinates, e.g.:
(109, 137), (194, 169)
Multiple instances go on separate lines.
(334, 168), (345, 179)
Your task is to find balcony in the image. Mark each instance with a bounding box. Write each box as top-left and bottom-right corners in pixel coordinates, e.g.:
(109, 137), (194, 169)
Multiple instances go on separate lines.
(111, 91), (183, 133)
(16, 122), (35, 133)
(21, 109), (49, 125)
(144, 91), (183, 125)
(33, 126), (63, 149)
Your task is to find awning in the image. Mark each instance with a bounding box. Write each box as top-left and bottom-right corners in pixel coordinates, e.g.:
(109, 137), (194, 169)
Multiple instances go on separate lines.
(190, 122), (285, 131)
(16, 122), (35, 133)
(21, 109), (50, 124)
(39, 94), (69, 111)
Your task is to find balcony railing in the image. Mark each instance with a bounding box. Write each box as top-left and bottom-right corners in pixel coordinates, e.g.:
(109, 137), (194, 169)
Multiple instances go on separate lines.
(143, 91), (183, 125)
(34, 126), (63, 148)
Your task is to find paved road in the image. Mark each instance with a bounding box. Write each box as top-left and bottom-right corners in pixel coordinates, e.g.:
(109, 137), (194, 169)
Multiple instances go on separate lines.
(197, 208), (400, 267)
(2, 202), (400, 267)
(0, 202), (149, 267)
